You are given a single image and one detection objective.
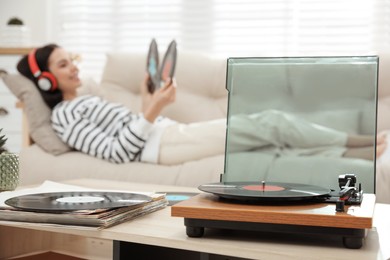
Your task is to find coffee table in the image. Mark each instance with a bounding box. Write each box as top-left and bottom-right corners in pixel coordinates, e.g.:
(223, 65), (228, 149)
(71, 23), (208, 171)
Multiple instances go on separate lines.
(0, 179), (388, 260)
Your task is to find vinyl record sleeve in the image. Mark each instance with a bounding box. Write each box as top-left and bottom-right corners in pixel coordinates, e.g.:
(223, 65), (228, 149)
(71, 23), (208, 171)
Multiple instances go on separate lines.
(158, 192), (199, 206)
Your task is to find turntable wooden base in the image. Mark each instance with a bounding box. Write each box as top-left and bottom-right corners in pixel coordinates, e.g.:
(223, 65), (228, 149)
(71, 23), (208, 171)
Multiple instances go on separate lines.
(171, 193), (376, 249)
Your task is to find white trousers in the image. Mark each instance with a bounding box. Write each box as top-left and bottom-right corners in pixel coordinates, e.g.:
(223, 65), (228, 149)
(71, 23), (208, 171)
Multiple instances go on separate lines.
(158, 110), (348, 165)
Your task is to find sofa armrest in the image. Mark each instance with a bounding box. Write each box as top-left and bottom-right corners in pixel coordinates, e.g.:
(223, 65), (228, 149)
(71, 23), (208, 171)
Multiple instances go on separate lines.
(377, 97), (390, 132)
(15, 100), (34, 147)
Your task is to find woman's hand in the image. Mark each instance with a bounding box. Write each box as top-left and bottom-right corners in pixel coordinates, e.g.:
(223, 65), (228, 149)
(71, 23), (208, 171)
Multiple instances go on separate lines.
(141, 74), (176, 123)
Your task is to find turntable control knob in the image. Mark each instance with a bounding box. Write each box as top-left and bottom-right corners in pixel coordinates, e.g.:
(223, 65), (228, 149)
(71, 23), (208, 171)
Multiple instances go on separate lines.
(336, 199), (345, 212)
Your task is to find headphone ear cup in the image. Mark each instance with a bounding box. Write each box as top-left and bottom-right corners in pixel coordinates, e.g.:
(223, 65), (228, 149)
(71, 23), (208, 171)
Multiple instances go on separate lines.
(38, 71), (58, 92)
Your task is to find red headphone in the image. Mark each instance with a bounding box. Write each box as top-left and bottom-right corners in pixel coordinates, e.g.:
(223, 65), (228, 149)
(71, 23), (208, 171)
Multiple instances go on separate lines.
(28, 49), (58, 92)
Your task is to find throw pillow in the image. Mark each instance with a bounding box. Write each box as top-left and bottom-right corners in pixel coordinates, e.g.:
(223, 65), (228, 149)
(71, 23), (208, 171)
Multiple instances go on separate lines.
(1, 72), (71, 155)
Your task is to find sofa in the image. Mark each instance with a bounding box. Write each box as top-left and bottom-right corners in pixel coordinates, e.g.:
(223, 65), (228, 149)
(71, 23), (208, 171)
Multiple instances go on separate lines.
(375, 51), (390, 204)
(2, 51), (228, 188)
(1, 51), (389, 203)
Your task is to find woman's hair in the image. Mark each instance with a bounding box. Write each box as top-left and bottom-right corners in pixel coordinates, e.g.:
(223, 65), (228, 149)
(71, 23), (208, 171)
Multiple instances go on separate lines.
(17, 43), (63, 109)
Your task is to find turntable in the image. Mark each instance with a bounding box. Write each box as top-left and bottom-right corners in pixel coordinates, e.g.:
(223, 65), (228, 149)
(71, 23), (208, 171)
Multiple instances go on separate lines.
(171, 56), (379, 249)
(171, 175), (375, 249)
(171, 173), (375, 249)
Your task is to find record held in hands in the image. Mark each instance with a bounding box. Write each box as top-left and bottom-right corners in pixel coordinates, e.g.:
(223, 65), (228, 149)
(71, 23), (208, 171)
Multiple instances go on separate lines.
(160, 40), (177, 83)
(199, 182), (331, 202)
(146, 38), (160, 93)
(5, 191), (152, 212)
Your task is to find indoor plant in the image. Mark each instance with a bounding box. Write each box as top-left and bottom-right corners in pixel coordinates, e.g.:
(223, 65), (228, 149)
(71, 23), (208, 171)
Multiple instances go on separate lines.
(0, 128), (19, 191)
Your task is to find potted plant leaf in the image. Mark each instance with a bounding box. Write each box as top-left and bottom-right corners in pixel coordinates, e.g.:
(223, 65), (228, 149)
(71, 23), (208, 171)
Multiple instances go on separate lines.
(0, 128), (19, 191)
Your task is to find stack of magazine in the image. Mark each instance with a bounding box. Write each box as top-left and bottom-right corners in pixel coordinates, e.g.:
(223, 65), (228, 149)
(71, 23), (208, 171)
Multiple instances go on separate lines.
(0, 181), (168, 229)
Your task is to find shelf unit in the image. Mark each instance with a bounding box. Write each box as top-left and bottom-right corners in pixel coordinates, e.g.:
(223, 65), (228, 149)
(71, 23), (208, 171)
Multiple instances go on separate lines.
(0, 47), (33, 153)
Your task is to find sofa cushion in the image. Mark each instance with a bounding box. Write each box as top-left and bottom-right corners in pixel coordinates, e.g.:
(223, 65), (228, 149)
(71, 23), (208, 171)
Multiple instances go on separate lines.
(378, 51), (390, 98)
(100, 51), (229, 123)
(1, 73), (71, 155)
(1, 73), (100, 155)
(19, 144), (224, 187)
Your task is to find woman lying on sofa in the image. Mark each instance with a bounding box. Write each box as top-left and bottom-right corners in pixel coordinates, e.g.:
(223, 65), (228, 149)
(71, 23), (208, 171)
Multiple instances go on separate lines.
(16, 43), (386, 165)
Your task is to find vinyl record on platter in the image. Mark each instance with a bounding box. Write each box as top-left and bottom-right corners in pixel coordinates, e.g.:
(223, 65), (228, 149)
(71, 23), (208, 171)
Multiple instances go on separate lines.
(198, 182), (331, 202)
(5, 191), (152, 212)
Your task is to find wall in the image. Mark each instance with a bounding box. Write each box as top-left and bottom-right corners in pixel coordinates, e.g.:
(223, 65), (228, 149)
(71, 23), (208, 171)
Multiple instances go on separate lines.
(0, 0), (53, 46)
(0, 0), (55, 153)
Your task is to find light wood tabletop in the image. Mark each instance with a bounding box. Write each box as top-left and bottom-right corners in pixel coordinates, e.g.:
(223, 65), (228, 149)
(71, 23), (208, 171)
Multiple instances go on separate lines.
(0, 179), (388, 260)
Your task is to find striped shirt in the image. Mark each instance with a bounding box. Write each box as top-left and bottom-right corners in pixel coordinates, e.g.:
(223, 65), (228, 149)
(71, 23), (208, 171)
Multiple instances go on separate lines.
(51, 95), (154, 164)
